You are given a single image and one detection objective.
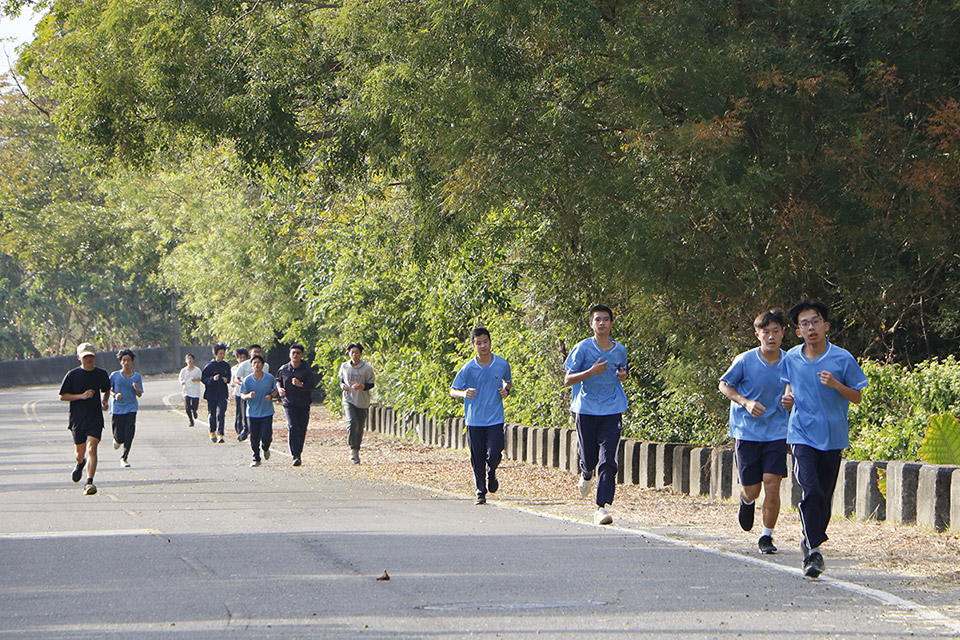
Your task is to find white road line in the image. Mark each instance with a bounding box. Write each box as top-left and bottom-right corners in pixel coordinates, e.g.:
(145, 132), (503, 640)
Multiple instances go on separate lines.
(0, 529), (160, 540)
(520, 507), (960, 636)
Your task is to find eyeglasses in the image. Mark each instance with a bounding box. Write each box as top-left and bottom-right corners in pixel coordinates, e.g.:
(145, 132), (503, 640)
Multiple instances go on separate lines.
(798, 317), (823, 329)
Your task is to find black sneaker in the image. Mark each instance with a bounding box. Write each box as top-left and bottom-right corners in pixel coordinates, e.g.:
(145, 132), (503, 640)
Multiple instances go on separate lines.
(292, 458), (302, 467)
(758, 535), (777, 554)
(487, 470), (499, 494)
(803, 551), (825, 578)
(738, 500), (755, 532)
(475, 492), (486, 505)
(238, 431), (248, 442)
(263, 448), (271, 461)
(72, 459), (86, 483)
(83, 481), (97, 496)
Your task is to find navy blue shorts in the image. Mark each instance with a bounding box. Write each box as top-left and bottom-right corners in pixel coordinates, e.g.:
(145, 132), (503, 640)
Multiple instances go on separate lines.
(735, 438), (788, 486)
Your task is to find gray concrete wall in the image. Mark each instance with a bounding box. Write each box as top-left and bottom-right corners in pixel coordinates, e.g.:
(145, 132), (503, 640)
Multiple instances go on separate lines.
(364, 404), (960, 534)
(0, 345), (209, 389)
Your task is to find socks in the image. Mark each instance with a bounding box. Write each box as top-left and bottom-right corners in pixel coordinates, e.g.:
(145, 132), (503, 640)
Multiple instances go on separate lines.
(761, 527), (774, 537)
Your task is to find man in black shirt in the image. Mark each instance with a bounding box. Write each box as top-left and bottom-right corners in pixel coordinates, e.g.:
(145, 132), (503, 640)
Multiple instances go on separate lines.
(59, 342), (111, 495)
(202, 343), (232, 443)
(276, 343), (316, 467)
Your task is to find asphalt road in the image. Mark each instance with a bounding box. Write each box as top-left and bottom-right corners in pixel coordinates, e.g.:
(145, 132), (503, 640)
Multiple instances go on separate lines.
(1, 376), (957, 639)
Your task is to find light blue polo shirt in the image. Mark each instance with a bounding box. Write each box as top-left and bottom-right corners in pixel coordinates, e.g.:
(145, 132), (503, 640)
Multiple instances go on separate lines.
(452, 355), (512, 427)
(241, 372), (276, 418)
(109, 370), (142, 415)
(720, 348), (788, 442)
(564, 337), (628, 416)
(781, 343), (869, 450)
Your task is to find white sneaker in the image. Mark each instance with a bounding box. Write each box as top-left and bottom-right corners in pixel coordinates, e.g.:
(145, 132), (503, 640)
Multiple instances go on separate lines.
(350, 449), (360, 464)
(578, 475), (593, 499)
(594, 507), (613, 526)
(113, 439), (121, 450)
(120, 458), (130, 468)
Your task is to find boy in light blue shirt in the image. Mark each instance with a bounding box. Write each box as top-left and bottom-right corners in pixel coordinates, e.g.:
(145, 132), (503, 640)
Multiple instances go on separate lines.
(108, 349), (143, 468)
(781, 300), (868, 578)
(719, 309), (792, 554)
(451, 328), (512, 505)
(240, 355), (278, 467)
(563, 304), (628, 526)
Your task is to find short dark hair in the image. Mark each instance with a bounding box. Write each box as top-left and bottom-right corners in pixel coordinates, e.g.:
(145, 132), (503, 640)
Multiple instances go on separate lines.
(250, 354), (265, 364)
(789, 299), (830, 325)
(590, 304), (614, 322)
(471, 327), (491, 341)
(117, 349), (136, 361)
(753, 308), (786, 330)
(185, 353), (195, 360)
(289, 343), (305, 353)
(213, 343), (227, 355)
(235, 347), (249, 358)
(249, 344), (262, 351)
(347, 342), (364, 353)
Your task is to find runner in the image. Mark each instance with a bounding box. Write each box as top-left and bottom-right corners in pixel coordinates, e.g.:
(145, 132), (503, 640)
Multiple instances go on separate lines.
(108, 349), (143, 468)
(179, 353), (202, 427)
(337, 343), (375, 464)
(58, 342), (111, 495)
(276, 343), (316, 467)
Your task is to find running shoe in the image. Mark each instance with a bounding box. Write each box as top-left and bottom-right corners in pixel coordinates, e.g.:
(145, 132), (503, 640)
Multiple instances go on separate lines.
(210, 432), (217, 443)
(594, 507), (613, 525)
(803, 551), (825, 578)
(83, 481), (97, 496)
(738, 499), (756, 532)
(72, 459), (86, 483)
(475, 492), (486, 505)
(292, 458), (302, 467)
(487, 469), (499, 494)
(263, 448), (271, 460)
(120, 458), (130, 468)
(758, 535), (777, 554)
(251, 459), (261, 467)
(578, 474), (593, 499)
(113, 439), (121, 450)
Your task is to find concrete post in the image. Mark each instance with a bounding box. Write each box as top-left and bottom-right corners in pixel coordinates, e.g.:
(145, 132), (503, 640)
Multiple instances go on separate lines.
(710, 448), (734, 500)
(671, 445), (692, 494)
(688, 447), (712, 497)
(831, 460), (859, 518)
(616, 439), (626, 484)
(559, 429), (574, 472)
(952, 469), (960, 534)
(622, 440), (642, 486)
(638, 442), (658, 488)
(917, 464), (956, 532)
(655, 443), (679, 489)
(856, 461), (887, 521)
(517, 426), (529, 464)
(886, 461), (922, 525)
(545, 428), (561, 468)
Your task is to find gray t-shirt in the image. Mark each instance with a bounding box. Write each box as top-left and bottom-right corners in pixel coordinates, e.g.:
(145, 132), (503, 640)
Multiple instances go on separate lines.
(338, 360), (375, 409)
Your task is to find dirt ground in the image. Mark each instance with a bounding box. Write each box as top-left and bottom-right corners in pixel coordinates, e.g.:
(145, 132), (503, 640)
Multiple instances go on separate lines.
(270, 405), (960, 622)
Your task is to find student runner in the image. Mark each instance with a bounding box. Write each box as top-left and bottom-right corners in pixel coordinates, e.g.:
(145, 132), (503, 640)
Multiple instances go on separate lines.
(451, 328), (512, 505)
(563, 305), (628, 525)
(179, 353), (202, 426)
(231, 347), (250, 441)
(719, 309), (793, 554)
(781, 299), (868, 578)
(201, 343), (232, 443)
(338, 343), (376, 465)
(276, 343), (316, 467)
(108, 349), (143, 468)
(58, 342), (111, 495)
(240, 355), (277, 467)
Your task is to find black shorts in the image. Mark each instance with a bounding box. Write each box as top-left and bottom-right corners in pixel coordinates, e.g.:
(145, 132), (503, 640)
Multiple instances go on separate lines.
(70, 423), (103, 445)
(735, 438), (788, 486)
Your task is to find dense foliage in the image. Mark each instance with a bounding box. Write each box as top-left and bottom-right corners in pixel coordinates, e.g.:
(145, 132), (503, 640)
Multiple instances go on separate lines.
(3, 0), (959, 453)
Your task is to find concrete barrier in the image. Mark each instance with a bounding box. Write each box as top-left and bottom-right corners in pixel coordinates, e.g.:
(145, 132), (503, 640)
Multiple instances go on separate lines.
(917, 464), (956, 532)
(832, 460), (859, 518)
(856, 461), (887, 521)
(710, 448), (734, 500)
(886, 461), (923, 525)
(688, 447), (712, 496)
(355, 403), (960, 535)
(671, 445), (692, 494)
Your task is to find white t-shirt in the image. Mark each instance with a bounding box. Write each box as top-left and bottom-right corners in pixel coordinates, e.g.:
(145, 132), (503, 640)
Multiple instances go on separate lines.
(179, 365), (203, 398)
